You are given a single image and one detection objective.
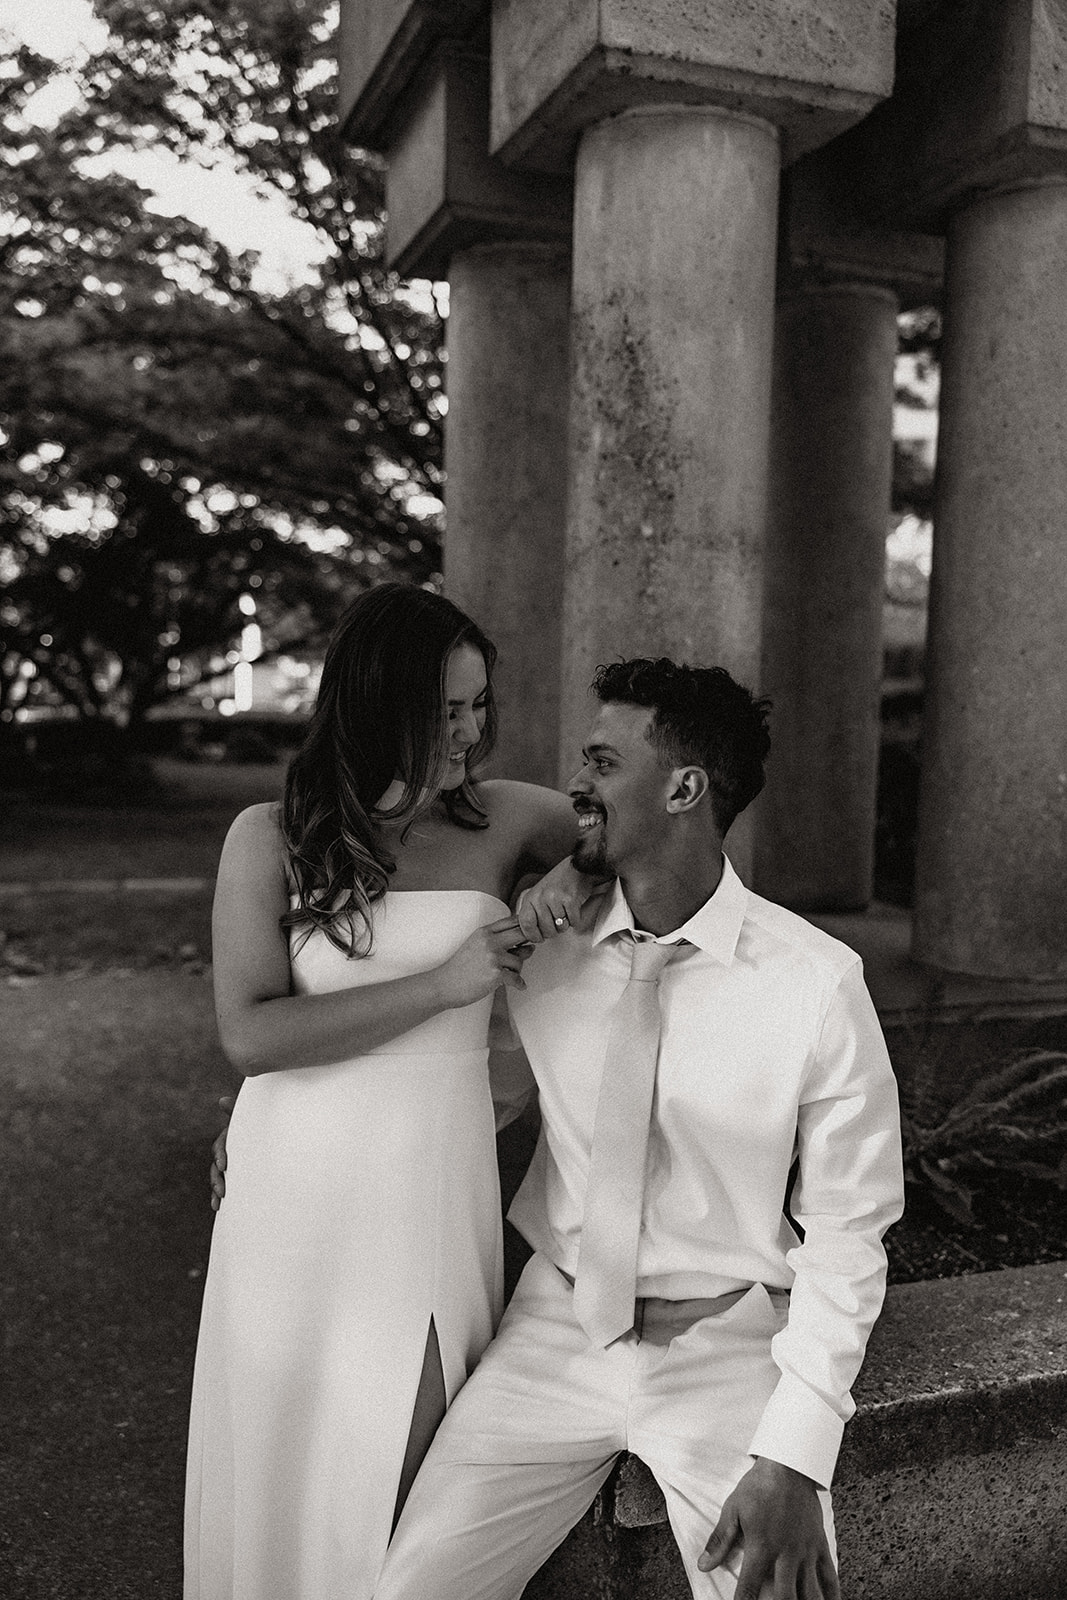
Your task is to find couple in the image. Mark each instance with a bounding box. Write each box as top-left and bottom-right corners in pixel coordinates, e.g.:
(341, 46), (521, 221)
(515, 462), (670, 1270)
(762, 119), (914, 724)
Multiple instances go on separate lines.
(185, 582), (904, 1600)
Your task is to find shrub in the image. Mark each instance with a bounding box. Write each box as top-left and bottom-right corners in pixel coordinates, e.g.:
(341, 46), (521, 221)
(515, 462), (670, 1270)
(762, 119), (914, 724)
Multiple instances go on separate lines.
(222, 725), (280, 764)
(132, 712), (306, 760)
(900, 1048), (1067, 1224)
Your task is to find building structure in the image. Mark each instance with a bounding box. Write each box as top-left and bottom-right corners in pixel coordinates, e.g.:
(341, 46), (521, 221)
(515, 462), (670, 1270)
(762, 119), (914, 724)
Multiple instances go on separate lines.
(337, 0), (1067, 983)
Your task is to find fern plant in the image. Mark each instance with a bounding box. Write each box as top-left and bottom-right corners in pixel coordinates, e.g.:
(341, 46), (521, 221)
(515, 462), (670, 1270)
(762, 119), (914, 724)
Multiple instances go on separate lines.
(899, 1048), (1067, 1225)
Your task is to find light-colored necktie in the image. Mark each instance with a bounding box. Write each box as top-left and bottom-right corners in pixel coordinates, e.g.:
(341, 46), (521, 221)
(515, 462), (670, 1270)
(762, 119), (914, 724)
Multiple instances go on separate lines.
(572, 935), (678, 1346)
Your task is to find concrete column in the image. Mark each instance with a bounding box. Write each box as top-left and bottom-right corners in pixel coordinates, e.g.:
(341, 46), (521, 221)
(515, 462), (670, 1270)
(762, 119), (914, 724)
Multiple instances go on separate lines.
(913, 180), (1067, 978)
(445, 241), (571, 788)
(756, 284), (898, 911)
(561, 105), (780, 862)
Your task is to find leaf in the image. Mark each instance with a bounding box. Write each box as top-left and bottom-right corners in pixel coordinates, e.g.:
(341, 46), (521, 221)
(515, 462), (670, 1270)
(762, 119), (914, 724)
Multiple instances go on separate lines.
(899, 1048), (1067, 1220)
(909, 1156), (976, 1225)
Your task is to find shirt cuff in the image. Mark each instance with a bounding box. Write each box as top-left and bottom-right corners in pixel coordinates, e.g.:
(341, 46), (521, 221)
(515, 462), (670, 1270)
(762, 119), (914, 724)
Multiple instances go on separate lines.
(746, 1374), (846, 1489)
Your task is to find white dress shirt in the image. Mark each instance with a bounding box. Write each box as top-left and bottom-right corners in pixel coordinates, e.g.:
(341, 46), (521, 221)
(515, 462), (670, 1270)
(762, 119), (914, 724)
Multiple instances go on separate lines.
(506, 855), (905, 1488)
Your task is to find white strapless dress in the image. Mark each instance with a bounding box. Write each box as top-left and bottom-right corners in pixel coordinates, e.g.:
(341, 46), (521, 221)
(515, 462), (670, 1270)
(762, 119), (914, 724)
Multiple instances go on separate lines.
(184, 891), (508, 1600)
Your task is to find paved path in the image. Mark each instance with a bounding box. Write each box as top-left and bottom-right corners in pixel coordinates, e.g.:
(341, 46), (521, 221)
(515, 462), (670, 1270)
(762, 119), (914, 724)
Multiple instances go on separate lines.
(0, 968), (225, 1598)
(0, 878), (211, 895)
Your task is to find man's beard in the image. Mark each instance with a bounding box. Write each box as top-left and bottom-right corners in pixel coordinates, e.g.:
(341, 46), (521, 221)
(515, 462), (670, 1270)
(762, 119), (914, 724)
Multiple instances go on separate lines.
(571, 828), (610, 876)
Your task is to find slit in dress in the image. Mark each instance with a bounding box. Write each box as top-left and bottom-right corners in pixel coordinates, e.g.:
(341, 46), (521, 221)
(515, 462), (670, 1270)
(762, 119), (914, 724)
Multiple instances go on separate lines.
(390, 1315), (447, 1534)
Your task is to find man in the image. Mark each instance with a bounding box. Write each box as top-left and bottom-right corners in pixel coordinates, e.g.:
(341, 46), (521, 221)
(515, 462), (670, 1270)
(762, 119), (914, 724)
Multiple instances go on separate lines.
(374, 657), (904, 1600)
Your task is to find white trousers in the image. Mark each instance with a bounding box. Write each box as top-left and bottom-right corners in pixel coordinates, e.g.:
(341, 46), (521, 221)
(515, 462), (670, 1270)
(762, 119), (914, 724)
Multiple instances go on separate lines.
(375, 1253), (836, 1600)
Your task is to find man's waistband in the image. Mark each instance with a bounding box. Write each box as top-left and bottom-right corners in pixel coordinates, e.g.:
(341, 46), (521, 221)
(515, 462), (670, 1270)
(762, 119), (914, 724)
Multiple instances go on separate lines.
(556, 1269), (758, 1346)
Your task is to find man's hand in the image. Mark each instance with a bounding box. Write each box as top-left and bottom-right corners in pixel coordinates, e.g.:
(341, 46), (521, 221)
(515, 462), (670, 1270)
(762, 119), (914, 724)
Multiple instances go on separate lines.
(698, 1458), (839, 1600)
(209, 1095), (234, 1212)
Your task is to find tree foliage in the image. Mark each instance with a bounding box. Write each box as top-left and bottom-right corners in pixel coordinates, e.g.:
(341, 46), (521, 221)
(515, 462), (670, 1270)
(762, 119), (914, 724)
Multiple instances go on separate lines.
(0, 1), (445, 727)
(892, 306), (939, 520)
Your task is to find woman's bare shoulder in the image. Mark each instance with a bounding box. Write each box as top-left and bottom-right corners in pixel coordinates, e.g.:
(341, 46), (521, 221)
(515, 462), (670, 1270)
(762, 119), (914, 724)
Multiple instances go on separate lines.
(221, 802), (287, 866)
(226, 800), (284, 838)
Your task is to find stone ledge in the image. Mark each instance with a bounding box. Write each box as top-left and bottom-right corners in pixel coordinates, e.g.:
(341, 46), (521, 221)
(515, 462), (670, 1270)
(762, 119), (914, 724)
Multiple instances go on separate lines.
(490, 0), (896, 173)
(843, 1262), (1067, 1475)
(337, 0), (488, 145)
(382, 48), (573, 278)
(613, 1260), (1067, 1529)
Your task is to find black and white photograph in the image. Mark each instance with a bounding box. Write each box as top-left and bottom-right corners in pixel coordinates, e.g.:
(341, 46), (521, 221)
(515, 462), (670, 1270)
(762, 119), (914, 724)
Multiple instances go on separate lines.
(2, 3), (1066, 1597)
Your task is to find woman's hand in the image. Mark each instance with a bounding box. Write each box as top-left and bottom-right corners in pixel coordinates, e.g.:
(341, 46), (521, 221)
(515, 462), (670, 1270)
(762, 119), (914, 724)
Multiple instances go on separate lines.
(209, 1095), (235, 1211)
(434, 916), (532, 1008)
(514, 858), (612, 943)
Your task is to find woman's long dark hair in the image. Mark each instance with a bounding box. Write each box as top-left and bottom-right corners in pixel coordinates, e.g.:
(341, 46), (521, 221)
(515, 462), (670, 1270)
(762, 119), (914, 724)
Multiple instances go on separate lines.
(281, 583), (498, 956)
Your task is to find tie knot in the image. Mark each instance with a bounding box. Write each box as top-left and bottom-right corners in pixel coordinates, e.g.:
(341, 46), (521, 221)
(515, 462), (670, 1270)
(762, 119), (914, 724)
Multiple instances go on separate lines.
(627, 937), (678, 982)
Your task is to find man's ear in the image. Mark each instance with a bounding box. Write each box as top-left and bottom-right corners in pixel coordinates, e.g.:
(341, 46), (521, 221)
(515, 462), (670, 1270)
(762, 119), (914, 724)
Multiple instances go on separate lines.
(665, 766), (710, 814)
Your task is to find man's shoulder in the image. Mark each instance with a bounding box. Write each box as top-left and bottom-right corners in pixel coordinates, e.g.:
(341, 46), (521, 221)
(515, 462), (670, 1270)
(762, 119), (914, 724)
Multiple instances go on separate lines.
(740, 887), (861, 983)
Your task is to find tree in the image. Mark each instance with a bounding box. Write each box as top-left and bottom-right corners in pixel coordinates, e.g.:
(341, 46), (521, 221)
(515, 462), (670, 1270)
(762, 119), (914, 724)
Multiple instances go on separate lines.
(2, 467), (353, 727)
(893, 306), (940, 521)
(0, 2), (446, 726)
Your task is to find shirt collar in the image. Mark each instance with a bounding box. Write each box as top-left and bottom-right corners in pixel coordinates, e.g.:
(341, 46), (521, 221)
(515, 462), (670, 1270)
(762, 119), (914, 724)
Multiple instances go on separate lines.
(590, 853), (748, 966)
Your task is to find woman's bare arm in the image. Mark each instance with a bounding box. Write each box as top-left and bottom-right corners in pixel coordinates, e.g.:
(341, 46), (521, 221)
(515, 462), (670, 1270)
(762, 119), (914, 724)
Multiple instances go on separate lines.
(211, 805), (529, 1077)
(479, 781), (612, 940)
(481, 780), (580, 879)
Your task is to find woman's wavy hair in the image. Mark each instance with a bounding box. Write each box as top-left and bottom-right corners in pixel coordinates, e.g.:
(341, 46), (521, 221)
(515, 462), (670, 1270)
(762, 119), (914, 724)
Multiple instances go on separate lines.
(281, 583), (498, 956)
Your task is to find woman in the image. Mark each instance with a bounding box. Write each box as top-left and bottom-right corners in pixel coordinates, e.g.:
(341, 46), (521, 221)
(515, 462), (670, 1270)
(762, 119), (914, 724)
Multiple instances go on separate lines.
(184, 584), (594, 1600)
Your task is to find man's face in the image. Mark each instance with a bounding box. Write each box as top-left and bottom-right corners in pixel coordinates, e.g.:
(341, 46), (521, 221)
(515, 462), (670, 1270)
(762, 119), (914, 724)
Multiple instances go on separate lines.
(568, 702), (674, 875)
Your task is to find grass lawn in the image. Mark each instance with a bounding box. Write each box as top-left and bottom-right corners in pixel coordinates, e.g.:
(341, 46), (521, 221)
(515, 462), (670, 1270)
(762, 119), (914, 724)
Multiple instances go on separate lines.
(1, 760), (284, 973)
(2, 889), (213, 976)
(1, 759), (284, 882)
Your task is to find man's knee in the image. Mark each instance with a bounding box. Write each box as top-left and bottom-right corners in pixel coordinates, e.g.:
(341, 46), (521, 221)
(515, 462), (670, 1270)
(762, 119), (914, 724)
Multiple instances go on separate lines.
(378, 1455), (615, 1600)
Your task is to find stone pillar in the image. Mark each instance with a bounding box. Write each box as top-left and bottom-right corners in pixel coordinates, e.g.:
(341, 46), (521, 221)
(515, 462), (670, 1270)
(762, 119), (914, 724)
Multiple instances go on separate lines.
(445, 242), (571, 787)
(913, 180), (1067, 979)
(756, 283), (898, 911)
(338, 33), (573, 790)
(561, 105), (780, 860)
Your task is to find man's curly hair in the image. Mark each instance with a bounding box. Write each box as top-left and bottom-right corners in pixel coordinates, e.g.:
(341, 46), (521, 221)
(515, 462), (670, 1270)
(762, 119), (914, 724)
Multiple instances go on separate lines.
(592, 658), (771, 833)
